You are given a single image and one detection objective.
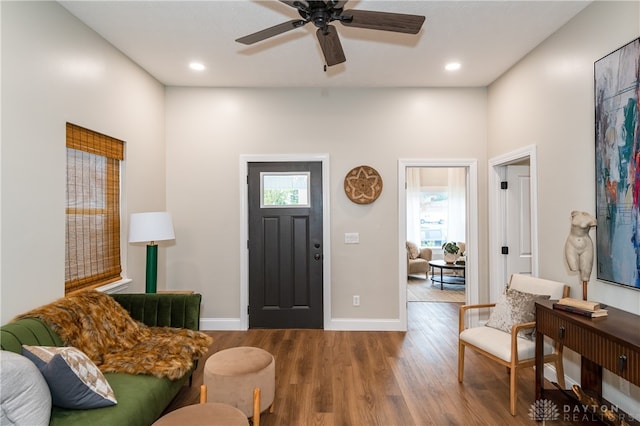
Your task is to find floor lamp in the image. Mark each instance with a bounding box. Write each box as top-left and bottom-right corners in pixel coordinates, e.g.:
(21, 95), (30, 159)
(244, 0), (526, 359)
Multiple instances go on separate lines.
(129, 212), (175, 293)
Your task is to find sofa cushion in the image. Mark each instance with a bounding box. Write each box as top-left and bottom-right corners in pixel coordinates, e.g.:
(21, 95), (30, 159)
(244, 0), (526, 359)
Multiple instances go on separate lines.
(47, 371), (192, 426)
(22, 345), (117, 409)
(485, 289), (550, 339)
(406, 241), (419, 259)
(0, 350), (52, 426)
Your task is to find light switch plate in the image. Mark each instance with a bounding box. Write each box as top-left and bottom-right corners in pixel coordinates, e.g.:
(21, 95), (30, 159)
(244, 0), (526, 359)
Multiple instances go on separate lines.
(344, 233), (359, 244)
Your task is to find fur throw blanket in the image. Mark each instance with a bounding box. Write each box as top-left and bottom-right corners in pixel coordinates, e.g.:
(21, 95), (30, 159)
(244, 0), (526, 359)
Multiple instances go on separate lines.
(14, 291), (212, 380)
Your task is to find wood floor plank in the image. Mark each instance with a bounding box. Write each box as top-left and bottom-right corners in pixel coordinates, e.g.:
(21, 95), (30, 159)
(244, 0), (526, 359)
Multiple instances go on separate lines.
(164, 302), (576, 425)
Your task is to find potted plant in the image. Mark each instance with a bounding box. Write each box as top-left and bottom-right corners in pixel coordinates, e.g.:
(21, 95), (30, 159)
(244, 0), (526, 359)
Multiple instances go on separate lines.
(442, 242), (460, 264)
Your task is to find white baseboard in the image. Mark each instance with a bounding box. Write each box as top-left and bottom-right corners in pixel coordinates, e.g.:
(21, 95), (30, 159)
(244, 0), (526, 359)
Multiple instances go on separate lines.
(199, 317), (405, 331)
(326, 318), (404, 331)
(542, 363), (578, 389)
(200, 318), (244, 330)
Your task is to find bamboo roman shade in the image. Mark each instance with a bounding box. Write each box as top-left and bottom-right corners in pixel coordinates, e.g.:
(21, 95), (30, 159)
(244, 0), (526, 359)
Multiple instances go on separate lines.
(65, 122), (124, 293)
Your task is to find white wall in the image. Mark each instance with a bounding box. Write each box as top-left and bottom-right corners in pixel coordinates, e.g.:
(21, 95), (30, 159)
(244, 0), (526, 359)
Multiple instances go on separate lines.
(2, 0), (638, 413)
(164, 88), (488, 321)
(1, 1), (166, 323)
(488, 0), (640, 415)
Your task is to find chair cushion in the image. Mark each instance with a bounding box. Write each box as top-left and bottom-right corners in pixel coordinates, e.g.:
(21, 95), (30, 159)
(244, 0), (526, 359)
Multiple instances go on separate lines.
(460, 327), (555, 362)
(485, 289), (550, 339)
(406, 241), (419, 259)
(509, 274), (567, 300)
(408, 258), (429, 274)
(22, 345), (117, 409)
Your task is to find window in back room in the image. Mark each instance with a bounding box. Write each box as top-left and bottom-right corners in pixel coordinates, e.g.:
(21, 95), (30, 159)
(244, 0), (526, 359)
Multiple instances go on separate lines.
(407, 167), (466, 254)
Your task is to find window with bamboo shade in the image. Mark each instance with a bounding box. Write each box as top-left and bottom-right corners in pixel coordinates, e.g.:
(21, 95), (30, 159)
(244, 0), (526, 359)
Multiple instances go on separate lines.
(65, 123), (124, 294)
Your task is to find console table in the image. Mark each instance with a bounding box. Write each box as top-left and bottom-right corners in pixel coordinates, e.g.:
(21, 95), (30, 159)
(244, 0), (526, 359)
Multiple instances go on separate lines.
(535, 299), (640, 423)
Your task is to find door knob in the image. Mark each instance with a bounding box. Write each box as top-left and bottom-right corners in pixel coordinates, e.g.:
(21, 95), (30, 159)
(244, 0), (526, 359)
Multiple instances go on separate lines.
(314, 253), (321, 260)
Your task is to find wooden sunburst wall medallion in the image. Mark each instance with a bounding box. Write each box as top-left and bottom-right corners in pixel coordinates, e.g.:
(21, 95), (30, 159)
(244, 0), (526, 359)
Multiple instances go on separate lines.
(344, 165), (383, 204)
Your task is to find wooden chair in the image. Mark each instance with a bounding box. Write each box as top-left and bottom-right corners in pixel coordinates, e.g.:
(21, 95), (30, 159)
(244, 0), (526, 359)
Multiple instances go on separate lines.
(458, 274), (569, 416)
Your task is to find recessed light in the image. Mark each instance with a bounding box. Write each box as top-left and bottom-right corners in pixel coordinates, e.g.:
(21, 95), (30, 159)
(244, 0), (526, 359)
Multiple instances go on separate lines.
(445, 62), (461, 71)
(189, 62), (205, 71)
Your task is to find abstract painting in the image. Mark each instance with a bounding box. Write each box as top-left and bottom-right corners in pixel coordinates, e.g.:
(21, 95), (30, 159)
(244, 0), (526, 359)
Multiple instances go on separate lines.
(595, 38), (640, 290)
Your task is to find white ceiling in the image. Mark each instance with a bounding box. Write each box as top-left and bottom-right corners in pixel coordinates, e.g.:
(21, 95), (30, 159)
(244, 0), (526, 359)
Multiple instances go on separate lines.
(59, 0), (591, 88)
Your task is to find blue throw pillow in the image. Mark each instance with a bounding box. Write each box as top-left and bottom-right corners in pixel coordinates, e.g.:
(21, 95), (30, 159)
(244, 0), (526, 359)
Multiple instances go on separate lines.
(21, 345), (117, 409)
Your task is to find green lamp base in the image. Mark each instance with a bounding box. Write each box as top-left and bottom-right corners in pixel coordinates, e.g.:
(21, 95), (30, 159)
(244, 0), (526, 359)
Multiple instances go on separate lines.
(145, 244), (158, 293)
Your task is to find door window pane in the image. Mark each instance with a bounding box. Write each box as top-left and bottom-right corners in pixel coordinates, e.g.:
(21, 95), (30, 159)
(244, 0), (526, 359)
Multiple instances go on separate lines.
(261, 172), (310, 208)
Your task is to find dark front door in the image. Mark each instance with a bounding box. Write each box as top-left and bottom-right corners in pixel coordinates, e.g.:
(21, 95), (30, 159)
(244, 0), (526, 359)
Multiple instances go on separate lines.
(248, 161), (323, 328)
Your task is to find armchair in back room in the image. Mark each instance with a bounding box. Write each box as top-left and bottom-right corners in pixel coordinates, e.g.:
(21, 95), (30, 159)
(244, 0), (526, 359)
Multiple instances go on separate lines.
(406, 241), (432, 279)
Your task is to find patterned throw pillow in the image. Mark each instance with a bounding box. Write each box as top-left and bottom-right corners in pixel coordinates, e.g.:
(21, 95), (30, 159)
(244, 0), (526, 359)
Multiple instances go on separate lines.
(485, 289), (550, 339)
(21, 345), (117, 409)
(406, 241), (419, 259)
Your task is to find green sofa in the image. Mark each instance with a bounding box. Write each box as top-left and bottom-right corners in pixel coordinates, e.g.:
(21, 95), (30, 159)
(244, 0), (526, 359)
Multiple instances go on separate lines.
(0, 293), (203, 426)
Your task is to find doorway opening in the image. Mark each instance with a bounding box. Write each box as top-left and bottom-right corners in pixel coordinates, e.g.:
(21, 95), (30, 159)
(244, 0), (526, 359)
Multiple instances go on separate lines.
(406, 166), (467, 303)
(398, 159), (479, 331)
(488, 145), (537, 302)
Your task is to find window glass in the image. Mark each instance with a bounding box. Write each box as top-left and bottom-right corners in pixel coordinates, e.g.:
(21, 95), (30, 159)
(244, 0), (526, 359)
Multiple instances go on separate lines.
(420, 188), (448, 248)
(261, 172), (310, 208)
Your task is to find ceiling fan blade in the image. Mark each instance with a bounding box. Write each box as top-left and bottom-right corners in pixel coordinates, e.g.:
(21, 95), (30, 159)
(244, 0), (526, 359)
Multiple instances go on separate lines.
(280, 1), (309, 11)
(328, 1), (348, 9)
(340, 9), (425, 34)
(316, 25), (346, 66)
(236, 19), (307, 45)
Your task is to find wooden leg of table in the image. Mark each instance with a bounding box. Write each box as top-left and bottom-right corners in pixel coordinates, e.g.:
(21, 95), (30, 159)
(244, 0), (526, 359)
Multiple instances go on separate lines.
(581, 357), (602, 398)
(535, 331), (543, 401)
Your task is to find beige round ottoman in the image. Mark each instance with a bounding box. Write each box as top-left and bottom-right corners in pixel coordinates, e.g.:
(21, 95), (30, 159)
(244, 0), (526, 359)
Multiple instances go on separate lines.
(203, 346), (275, 425)
(152, 403), (248, 426)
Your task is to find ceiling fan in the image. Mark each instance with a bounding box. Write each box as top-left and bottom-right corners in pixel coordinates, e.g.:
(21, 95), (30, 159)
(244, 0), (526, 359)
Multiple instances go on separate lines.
(235, 1), (426, 67)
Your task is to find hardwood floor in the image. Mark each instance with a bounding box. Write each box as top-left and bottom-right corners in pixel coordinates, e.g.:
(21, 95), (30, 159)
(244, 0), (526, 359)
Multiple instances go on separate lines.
(165, 302), (561, 425)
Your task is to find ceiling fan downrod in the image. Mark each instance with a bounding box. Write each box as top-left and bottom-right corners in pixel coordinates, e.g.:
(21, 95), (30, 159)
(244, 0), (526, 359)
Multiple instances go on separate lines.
(309, 8), (330, 30)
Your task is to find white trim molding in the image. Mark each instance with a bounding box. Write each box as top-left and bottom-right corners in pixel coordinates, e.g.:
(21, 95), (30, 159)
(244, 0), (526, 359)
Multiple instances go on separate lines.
(200, 317), (244, 331)
(488, 145), (538, 302)
(327, 318), (404, 331)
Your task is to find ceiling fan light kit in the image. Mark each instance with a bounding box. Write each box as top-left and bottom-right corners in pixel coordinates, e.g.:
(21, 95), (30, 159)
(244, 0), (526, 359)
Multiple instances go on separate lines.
(236, 0), (425, 67)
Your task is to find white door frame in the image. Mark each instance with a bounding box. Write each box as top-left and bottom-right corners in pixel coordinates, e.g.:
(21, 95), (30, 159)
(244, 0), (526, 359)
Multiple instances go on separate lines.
(239, 154), (331, 330)
(398, 158), (479, 331)
(488, 145), (538, 301)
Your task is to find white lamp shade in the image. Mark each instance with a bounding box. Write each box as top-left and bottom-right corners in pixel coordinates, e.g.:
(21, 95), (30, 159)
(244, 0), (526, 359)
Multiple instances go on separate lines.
(129, 212), (175, 243)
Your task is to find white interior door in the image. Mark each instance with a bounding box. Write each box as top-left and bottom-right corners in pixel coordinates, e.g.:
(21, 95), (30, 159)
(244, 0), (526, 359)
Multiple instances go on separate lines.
(506, 165), (532, 277)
